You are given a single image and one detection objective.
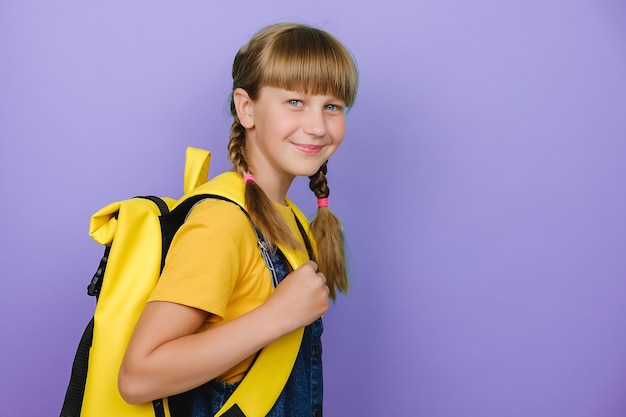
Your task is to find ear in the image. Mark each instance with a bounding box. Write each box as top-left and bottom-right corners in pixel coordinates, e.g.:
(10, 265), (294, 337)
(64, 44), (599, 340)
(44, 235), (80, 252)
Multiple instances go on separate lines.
(233, 88), (255, 129)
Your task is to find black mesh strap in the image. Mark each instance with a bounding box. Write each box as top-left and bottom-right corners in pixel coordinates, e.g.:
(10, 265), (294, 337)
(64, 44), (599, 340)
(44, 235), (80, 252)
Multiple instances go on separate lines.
(220, 404), (246, 417)
(59, 317), (94, 417)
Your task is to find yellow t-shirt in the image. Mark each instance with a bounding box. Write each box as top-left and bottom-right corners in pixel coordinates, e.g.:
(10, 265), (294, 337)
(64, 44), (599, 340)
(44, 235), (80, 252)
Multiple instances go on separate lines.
(147, 197), (309, 383)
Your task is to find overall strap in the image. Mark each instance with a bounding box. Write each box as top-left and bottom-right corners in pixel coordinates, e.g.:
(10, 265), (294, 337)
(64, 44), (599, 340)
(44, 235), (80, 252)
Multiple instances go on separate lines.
(292, 210), (315, 263)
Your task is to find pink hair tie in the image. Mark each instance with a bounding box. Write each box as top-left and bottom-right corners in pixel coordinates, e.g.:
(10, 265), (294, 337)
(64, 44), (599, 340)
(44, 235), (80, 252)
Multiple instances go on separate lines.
(317, 198), (329, 208)
(243, 174), (256, 184)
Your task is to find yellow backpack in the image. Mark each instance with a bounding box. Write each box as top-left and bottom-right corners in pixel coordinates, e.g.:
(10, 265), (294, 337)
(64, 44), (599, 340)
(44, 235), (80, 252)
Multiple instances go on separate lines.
(60, 147), (312, 417)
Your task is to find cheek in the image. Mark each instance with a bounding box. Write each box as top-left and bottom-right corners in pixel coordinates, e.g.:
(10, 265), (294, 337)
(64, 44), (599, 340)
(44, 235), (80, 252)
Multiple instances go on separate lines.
(329, 119), (347, 144)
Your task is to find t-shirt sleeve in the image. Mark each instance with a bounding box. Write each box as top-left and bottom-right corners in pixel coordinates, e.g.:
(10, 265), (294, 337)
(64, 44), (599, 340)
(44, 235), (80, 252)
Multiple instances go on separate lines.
(147, 200), (245, 320)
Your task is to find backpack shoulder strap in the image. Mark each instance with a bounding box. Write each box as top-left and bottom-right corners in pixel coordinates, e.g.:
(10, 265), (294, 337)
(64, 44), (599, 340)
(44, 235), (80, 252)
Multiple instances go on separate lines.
(188, 171), (310, 417)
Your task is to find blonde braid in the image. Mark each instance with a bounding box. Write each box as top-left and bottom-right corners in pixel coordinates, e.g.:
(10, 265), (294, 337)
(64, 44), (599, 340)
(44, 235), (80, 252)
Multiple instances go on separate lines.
(228, 118), (300, 249)
(309, 162), (349, 299)
(227, 118), (249, 175)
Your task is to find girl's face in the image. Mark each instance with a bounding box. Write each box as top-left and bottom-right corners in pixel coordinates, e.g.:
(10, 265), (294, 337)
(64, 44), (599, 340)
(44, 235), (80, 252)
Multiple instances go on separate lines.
(237, 86), (347, 183)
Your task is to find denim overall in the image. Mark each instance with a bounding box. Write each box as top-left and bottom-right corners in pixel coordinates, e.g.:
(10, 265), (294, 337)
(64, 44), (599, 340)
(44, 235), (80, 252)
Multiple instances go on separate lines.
(170, 223), (324, 416)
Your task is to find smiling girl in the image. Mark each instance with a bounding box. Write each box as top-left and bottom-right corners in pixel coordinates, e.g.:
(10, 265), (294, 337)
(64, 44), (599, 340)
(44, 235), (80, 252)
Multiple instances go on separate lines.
(118, 22), (358, 416)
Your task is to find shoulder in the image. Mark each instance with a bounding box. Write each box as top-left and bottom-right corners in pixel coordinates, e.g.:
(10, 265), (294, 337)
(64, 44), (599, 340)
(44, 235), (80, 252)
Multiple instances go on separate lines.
(182, 197), (254, 241)
(164, 197), (258, 274)
(188, 197), (246, 219)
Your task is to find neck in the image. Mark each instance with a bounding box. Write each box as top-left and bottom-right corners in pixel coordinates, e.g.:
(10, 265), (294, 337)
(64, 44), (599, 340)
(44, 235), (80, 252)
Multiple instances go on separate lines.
(252, 170), (294, 205)
(242, 143), (295, 204)
(232, 166), (293, 204)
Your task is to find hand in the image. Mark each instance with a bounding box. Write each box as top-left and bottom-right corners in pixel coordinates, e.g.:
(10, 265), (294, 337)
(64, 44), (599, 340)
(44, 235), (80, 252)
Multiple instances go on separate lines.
(266, 261), (329, 331)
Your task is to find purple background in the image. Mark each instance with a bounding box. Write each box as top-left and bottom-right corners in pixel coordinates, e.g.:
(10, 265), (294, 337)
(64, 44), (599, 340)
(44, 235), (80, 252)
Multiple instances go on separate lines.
(1, 1), (625, 416)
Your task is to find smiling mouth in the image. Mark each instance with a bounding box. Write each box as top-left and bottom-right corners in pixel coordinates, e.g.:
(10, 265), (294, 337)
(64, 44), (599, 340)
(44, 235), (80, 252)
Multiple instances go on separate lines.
(293, 143), (323, 156)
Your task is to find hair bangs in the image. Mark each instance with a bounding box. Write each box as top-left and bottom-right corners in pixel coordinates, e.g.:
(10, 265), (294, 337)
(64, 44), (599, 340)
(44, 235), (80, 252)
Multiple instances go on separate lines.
(259, 27), (358, 108)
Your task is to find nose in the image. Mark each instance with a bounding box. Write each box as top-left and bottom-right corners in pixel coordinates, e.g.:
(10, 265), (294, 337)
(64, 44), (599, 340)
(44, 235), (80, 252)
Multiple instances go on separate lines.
(302, 109), (327, 137)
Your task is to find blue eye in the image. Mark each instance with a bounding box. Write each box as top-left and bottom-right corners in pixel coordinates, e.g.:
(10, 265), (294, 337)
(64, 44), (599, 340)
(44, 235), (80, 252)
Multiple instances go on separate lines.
(326, 103), (345, 112)
(289, 99), (303, 107)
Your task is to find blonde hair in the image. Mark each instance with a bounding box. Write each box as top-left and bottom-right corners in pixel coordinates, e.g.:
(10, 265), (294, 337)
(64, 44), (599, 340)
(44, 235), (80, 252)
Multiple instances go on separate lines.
(228, 22), (358, 299)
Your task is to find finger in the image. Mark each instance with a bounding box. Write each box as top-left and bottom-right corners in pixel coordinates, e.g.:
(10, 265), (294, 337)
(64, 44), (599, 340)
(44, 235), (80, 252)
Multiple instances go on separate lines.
(317, 273), (327, 284)
(306, 260), (318, 272)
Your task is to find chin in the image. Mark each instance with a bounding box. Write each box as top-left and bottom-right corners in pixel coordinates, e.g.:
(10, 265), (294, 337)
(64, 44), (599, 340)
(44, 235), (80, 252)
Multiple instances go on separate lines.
(294, 164), (324, 178)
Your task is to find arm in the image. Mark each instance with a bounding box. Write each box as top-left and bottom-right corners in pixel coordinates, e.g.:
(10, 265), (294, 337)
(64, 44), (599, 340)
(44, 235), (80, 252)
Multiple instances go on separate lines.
(118, 260), (329, 405)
